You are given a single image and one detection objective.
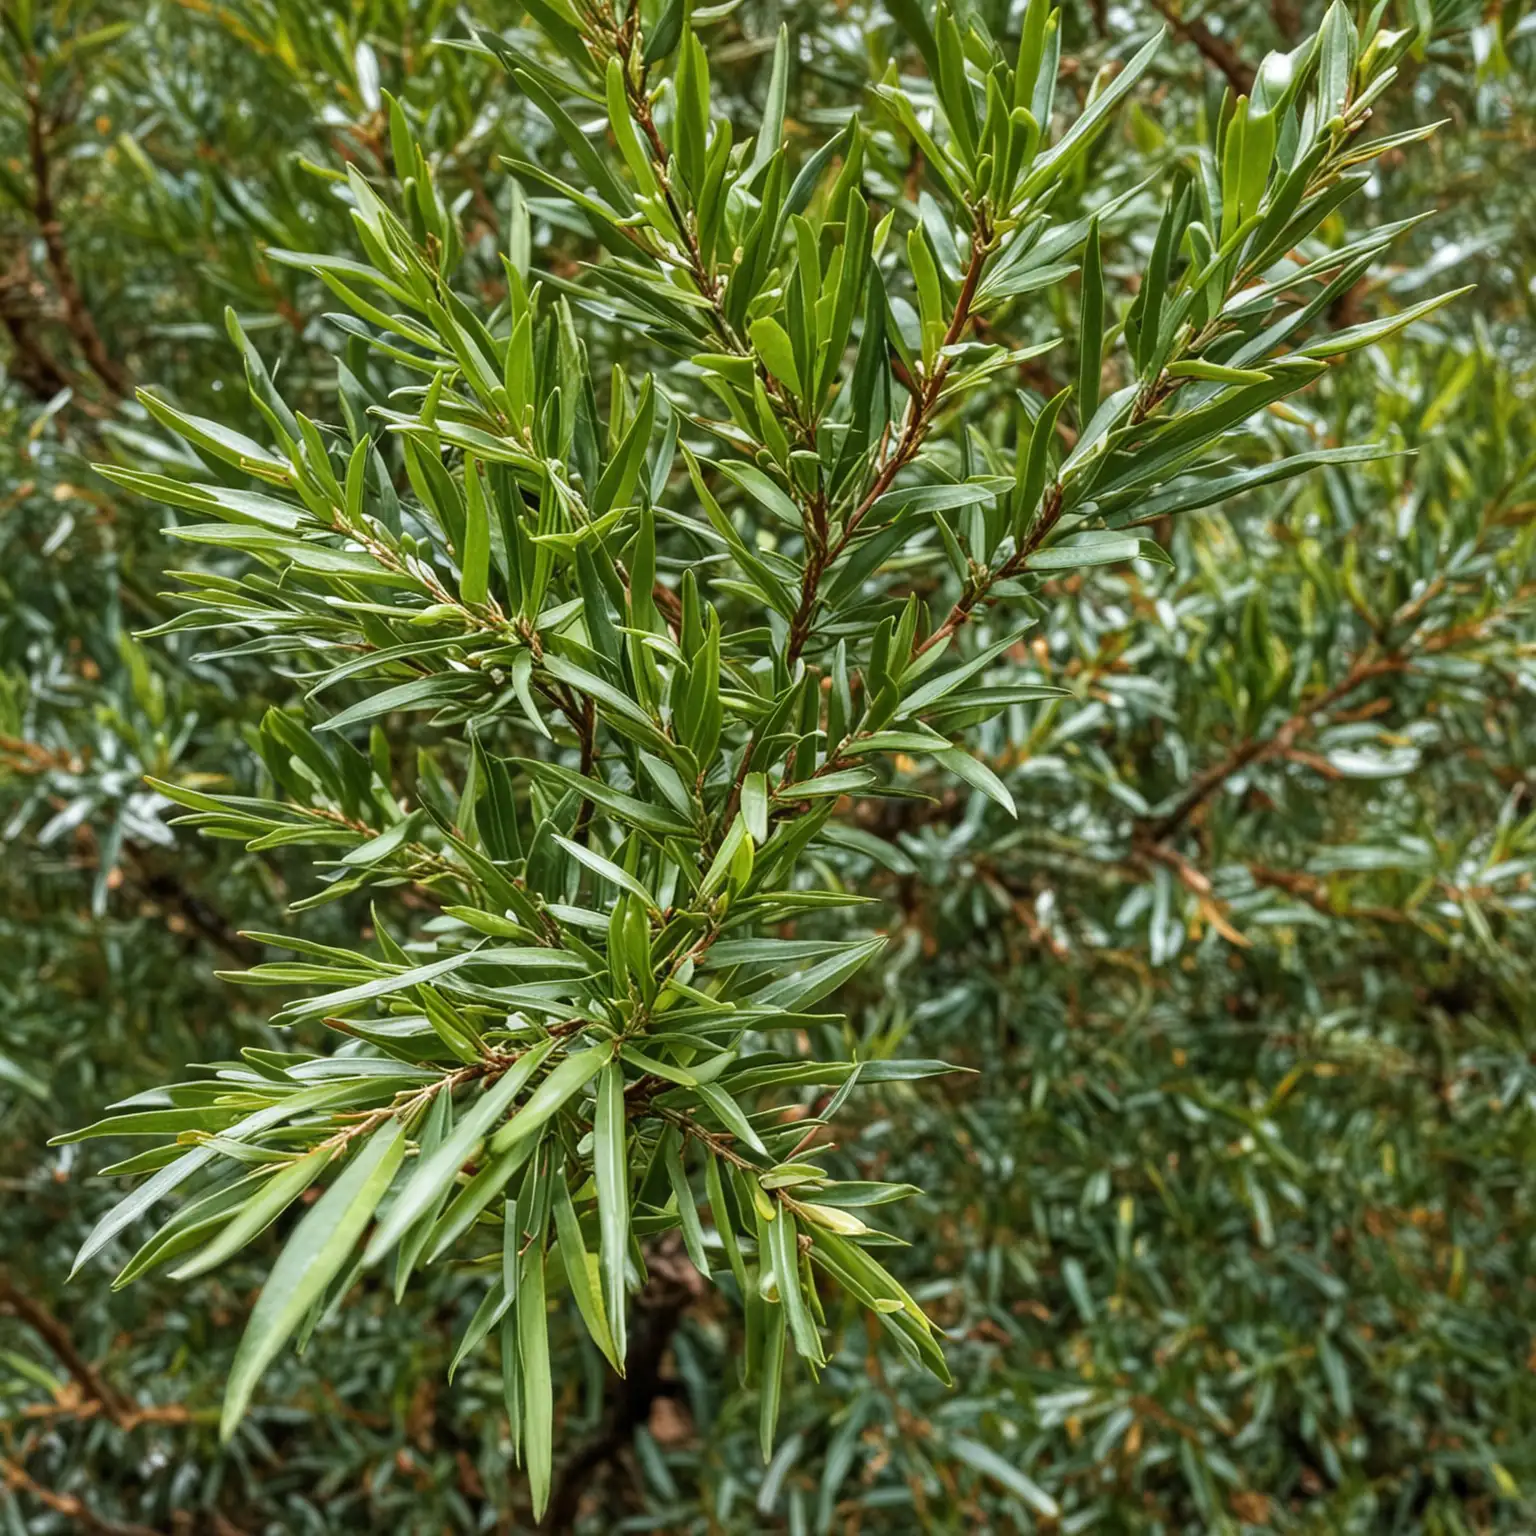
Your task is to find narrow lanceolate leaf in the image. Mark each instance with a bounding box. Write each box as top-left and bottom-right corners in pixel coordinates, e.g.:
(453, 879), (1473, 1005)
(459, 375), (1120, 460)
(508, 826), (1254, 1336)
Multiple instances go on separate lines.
(752, 937), (886, 1011)
(448, 1277), (511, 1382)
(766, 1204), (823, 1364)
(593, 1060), (630, 1370)
(664, 1134), (710, 1277)
(71, 1080), (376, 1278)
(758, 1301), (787, 1463)
(394, 1090), (455, 1300)
(706, 1153), (747, 1294)
(365, 1040), (555, 1262)
(935, 746), (1017, 818)
(1295, 286), (1472, 358)
(518, 1242), (553, 1521)
(460, 458), (491, 605)
(1077, 217), (1103, 425)
(553, 1176), (620, 1370)
(488, 1046), (609, 1155)
(315, 673), (477, 732)
(517, 759), (695, 835)
(426, 1137), (538, 1261)
(70, 1148), (215, 1279)
(741, 772), (770, 843)
(222, 1120), (405, 1440)
(171, 1149), (327, 1279)
(950, 1436), (1060, 1519)
(1028, 531), (1141, 570)
(693, 1081), (769, 1156)
(1023, 27), (1164, 191)
(553, 833), (658, 908)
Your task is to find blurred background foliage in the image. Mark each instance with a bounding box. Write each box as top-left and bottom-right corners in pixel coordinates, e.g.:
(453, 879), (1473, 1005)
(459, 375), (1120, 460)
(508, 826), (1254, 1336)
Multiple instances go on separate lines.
(2, 0), (1534, 1531)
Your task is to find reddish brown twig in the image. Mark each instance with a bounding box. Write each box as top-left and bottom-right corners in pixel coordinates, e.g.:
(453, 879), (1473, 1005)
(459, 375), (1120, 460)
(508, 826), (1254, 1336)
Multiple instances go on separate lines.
(0, 1269), (135, 1424)
(1246, 862), (1408, 925)
(788, 211), (996, 664)
(0, 1456), (168, 1536)
(1145, 0), (1254, 96)
(1143, 652), (1407, 843)
(22, 65), (128, 397)
(0, 251), (75, 399)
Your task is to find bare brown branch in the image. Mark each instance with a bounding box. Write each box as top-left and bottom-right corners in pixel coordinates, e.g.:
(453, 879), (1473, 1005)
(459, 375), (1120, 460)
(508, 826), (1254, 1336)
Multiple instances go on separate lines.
(22, 66), (129, 397)
(0, 1456), (168, 1536)
(0, 1268), (135, 1424)
(1143, 653), (1406, 843)
(1145, 0), (1254, 96)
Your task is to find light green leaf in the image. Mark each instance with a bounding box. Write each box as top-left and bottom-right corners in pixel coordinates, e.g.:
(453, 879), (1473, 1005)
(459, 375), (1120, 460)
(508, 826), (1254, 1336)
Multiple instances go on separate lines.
(749, 317), (803, 397)
(935, 746), (1016, 818)
(553, 1176), (620, 1370)
(553, 834), (658, 908)
(593, 1060), (630, 1371)
(488, 1046), (609, 1155)
(171, 1150), (327, 1280)
(222, 1120), (405, 1440)
(365, 1041), (555, 1262)
(950, 1436), (1059, 1518)
(742, 772), (770, 843)
(518, 1243), (553, 1520)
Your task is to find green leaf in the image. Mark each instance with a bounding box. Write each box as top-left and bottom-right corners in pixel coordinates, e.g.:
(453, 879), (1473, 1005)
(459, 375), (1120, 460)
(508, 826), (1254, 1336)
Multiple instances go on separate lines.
(1077, 218), (1103, 425)
(869, 480), (1009, 520)
(950, 1436), (1059, 1519)
(1107, 444), (1391, 525)
(460, 459), (491, 606)
(758, 1301), (786, 1461)
(1028, 531), (1142, 570)
(898, 628), (1032, 716)
(365, 1041), (555, 1262)
(222, 1120), (405, 1441)
(752, 936), (886, 1011)
(553, 1176), (620, 1370)
(1022, 29), (1163, 196)
(706, 1153), (747, 1292)
(170, 1150), (328, 1280)
(749, 317), (804, 397)
(774, 768), (878, 800)
(694, 1082), (769, 1156)
(426, 1136), (538, 1261)
(1165, 359), (1272, 384)
(514, 69), (633, 213)
(1295, 287), (1472, 358)
(766, 1204), (822, 1363)
(742, 772), (770, 843)
(664, 1134), (710, 1276)
(518, 759), (694, 837)
(886, 0), (940, 79)
(620, 1044), (698, 1086)
(317, 674), (478, 733)
(518, 1242), (553, 1520)
(553, 834), (658, 908)
(1013, 388), (1069, 539)
(715, 460), (803, 529)
(750, 26), (790, 175)
(488, 1046), (609, 1155)
(137, 390), (289, 475)
(935, 746), (1016, 818)
(593, 1061), (630, 1371)
(643, 0), (687, 63)
(674, 34), (710, 192)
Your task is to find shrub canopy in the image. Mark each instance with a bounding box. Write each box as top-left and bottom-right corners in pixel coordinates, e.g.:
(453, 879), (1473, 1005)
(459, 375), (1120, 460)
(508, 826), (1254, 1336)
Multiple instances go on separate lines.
(2, 0), (1533, 1531)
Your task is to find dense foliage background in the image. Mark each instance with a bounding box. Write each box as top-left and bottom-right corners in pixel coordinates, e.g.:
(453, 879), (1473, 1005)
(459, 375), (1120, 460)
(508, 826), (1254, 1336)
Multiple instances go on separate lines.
(2, 0), (1534, 1532)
